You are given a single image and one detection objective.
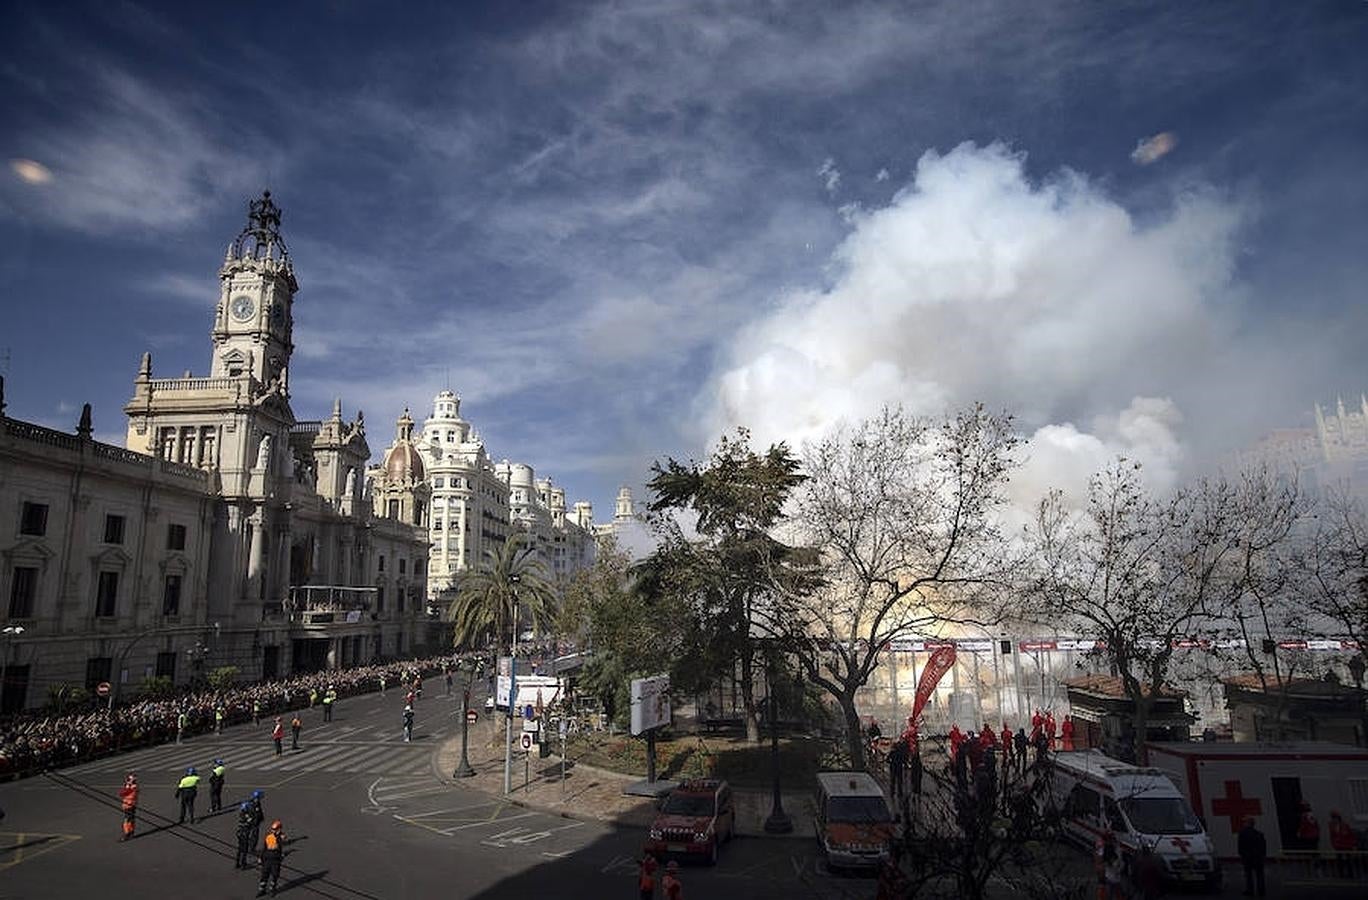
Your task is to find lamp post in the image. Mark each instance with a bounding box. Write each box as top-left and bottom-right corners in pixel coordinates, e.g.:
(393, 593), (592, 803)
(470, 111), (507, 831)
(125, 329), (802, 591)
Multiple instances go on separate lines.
(454, 655), (482, 778)
(503, 574), (520, 795)
(1, 624), (25, 714)
(763, 644), (793, 834)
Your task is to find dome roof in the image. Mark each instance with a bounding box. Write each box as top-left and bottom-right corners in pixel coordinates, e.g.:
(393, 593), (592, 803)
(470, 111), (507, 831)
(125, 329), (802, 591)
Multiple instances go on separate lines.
(383, 443), (425, 481)
(382, 408), (423, 480)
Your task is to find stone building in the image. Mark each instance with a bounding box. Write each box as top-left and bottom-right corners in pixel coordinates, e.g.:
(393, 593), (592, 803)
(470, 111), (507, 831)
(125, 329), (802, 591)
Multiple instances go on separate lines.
(0, 193), (430, 711)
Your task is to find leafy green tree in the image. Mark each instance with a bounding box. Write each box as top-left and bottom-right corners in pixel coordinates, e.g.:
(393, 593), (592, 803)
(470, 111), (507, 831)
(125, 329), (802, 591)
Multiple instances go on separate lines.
(445, 532), (556, 655)
(206, 666), (239, 691)
(645, 429), (808, 743)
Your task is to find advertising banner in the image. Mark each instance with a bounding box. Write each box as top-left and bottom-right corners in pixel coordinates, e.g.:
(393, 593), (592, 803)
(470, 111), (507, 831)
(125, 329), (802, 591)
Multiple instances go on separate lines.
(629, 674), (671, 736)
(910, 645), (956, 723)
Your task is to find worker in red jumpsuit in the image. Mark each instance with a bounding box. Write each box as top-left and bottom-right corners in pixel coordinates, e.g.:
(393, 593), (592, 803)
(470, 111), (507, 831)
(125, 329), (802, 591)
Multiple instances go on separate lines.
(1044, 710), (1058, 750)
(1061, 714), (1076, 751)
(948, 723), (964, 762)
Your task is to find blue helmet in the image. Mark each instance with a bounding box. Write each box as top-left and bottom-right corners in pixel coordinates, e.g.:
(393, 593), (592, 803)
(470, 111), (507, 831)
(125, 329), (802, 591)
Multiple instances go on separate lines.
(186, 766), (197, 775)
(252, 789), (264, 799)
(214, 758), (224, 765)
(240, 802), (251, 812)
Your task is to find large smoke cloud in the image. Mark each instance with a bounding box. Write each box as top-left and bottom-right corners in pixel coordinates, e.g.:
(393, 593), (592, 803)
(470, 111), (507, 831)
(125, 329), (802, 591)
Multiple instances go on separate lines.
(707, 142), (1245, 503)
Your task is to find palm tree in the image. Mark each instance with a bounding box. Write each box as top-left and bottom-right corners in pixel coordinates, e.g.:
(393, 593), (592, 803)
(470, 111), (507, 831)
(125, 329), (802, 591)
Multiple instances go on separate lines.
(445, 532), (556, 655)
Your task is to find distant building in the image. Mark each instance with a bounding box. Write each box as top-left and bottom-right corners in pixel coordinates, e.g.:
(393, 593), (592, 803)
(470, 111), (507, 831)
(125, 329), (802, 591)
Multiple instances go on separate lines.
(1224, 673), (1367, 747)
(492, 461), (595, 583)
(1062, 674), (1194, 761)
(1237, 394), (1368, 497)
(0, 193), (431, 712)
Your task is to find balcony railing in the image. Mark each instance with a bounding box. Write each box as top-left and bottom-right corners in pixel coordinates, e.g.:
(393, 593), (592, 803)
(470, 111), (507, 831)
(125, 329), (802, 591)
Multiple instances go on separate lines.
(287, 584), (377, 626)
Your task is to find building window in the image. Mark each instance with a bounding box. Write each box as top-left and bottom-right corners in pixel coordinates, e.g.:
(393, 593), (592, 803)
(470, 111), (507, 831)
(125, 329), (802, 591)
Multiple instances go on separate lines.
(178, 426), (196, 464)
(376, 585), (385, 612)
(103, 514), (126, 545)
(8, 566), (38, 619)
(163, 574), (182, 616)
(397, 589), (405, 614)
(399, 558), (407, 574)
(433, 519), (444, 531)
(158, 427), (177, 460)
(155, 651), (177, 680)
(416, 559), (424, 576)
(198, 426), (216, 467)
(85, 656), (112, 691)
(167, 523), (187, 551)
(434, 477), (444, 488)
(19, 502), (48, 537)
(387, 499), (400, 519)
(378, 555), (385, 573)
(95, 571), (119, 618)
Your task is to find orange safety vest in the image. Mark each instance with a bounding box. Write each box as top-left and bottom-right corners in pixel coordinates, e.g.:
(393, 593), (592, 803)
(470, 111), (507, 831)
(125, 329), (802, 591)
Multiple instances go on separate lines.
(263, 830), (284, 852)
(120, 784), (139, 811)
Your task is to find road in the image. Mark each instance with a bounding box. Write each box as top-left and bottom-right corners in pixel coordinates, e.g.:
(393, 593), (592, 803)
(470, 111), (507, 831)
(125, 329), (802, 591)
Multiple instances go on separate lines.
(0, 684), (870, 900)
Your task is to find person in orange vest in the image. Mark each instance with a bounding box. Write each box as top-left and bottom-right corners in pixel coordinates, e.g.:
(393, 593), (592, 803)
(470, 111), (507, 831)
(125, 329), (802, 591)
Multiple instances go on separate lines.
(118, 772), (139, 841)
(257, 819), (288, 897)
(638, 851), (658, 899)
(271, 717), (285, 756)
(948, 723), (964, 762)
(661, 859), (683, 900)
(1061, 714), (1076, 751)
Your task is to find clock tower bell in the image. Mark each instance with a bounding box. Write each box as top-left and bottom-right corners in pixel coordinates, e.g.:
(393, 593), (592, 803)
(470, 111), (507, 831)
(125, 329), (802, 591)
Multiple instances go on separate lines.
(211, 191), (297, 387)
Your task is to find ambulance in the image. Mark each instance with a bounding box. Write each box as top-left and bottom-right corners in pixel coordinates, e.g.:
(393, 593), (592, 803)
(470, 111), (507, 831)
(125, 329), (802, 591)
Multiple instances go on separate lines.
(1050, 750), (1221, 889)
(1146, 741), (1368, 860)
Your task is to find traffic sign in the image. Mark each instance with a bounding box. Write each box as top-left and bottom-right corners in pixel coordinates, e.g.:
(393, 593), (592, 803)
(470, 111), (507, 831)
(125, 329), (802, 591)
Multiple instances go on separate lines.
(96, 682), (111, 697)
(519, 732), (533, 751)
(466, 709), (477, 724)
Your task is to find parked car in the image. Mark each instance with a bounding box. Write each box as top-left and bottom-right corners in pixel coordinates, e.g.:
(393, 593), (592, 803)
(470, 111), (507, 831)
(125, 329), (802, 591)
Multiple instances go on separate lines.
(813, 771), (896, 871)
(645, 778), (736, 865)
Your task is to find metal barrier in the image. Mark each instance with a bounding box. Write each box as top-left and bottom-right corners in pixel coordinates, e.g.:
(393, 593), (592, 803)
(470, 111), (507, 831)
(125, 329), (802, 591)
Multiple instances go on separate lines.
(1281, 848), (1368, 885)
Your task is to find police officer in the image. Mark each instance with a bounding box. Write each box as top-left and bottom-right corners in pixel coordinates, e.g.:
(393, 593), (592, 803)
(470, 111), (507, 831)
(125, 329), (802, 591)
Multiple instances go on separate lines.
(402, 705), (414, 742)
(248, 789), (266, 852)
(257, 819), (287, 896)
(176, 709), (188, 744)
(208, 758), (227, 812)
(234, 802), (255, 869)
(176, 766), (200, 824)
(322, 685), (337, 722)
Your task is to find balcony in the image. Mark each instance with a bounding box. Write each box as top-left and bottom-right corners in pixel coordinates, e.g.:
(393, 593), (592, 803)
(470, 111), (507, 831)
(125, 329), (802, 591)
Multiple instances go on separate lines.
(287, 585), (377, 626)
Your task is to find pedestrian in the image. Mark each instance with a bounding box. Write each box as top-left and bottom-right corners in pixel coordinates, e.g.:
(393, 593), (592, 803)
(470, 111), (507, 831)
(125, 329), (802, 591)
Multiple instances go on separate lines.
(1032, 727), (1049, 768)
(405, 688), (416, 707)
(379, 674), (387, 695)
(1296, 801), (1320, 850)
(234, 802), (255, 869)
(176, 709), (188, 744)
(290, 715), (302, 750)
(909, 741), (924, 796)
(1095, 830), (1122, 900)
(661, 859), (682, 900)
(257, 819), (287, 897)
(1237, 816), (1267, 897)
(403, 705), (414, 742)
(1044, 710), (1057, 750)
(1014, 728), (1029, 775)
(215, 705), (226, 735)
(248, 789), (266, 852)
(176, 766), (200, 824)
(118, 772), (139, 841)
(638, 851), (658, 899)
(1330, 810), (1356, 876)
(445, 668), (453, 695)
(272, 717), (284, 756)
(322, 686), (336, 722)
(308, 688), (318, 708)
(948, 723), (964, 762)
(887, 735), (908, 800)
(209, 758), (227, 812)
(1000, 722), (1014, 773)
(253, 699), (262, 726)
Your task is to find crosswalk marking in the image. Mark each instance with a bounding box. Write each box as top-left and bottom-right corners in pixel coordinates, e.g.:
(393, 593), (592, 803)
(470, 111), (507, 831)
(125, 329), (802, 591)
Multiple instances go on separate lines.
(67, 739), (431, 777)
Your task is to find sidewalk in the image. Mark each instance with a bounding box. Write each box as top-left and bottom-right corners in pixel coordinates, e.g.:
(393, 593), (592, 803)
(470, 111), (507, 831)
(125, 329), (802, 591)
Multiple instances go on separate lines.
(435, 720), (814, 837)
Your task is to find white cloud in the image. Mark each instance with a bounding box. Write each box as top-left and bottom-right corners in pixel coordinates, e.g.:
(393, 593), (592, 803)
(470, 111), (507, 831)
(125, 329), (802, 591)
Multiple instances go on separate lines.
(818, 158), (841, 193)
(1131, 131), (1178, 165)
(706, 142), (1246, 502)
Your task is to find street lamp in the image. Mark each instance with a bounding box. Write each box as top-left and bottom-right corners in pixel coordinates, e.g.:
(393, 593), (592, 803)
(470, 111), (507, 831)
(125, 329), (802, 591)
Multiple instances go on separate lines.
(1, 624), (25, 713)
(763, 643), (793, 834)
(454, 655), (484, 778)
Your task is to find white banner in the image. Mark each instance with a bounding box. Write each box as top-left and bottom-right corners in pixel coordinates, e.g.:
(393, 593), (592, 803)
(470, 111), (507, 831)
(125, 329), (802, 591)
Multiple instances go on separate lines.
(630, 674), (671, 736)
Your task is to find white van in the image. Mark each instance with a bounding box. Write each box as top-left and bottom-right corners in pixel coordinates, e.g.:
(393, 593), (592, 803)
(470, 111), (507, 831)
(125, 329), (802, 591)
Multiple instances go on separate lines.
(1049, 750), (1221, 890)
(813, 771), (896, 870)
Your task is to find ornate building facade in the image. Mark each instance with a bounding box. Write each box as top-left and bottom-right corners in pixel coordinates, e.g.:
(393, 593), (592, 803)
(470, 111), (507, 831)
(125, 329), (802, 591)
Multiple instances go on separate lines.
(0, 194), (431, 712)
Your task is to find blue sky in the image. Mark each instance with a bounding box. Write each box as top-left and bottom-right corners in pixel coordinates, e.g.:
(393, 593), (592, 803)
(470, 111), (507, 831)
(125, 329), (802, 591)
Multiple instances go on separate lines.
(2, 1), (1367, 514)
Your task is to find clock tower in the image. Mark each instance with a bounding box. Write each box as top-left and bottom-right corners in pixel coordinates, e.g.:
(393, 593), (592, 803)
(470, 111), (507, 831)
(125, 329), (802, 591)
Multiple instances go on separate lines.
(210, 191), (297, 387)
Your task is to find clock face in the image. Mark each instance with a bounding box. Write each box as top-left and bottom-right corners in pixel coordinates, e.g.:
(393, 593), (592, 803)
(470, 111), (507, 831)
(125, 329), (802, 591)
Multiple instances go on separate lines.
(230, 295), (255, 321)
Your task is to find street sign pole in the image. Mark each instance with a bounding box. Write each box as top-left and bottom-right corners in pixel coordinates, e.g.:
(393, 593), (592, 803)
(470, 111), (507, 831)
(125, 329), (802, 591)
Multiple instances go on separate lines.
(455, 687), (475, 778)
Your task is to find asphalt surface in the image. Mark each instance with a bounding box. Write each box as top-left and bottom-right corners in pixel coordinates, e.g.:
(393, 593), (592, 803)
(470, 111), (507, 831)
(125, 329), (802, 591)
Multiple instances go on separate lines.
(0, 684), (873, 900)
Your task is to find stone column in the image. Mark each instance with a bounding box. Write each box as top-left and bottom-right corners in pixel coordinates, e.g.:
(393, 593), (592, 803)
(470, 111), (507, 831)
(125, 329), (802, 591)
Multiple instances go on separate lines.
(326, 639), (338, 670)
(247, 514), (265, 599)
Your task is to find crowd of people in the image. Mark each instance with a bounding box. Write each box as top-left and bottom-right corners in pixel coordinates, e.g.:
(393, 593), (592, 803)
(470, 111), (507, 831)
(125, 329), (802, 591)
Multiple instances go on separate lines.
(0, 655), (455, 779)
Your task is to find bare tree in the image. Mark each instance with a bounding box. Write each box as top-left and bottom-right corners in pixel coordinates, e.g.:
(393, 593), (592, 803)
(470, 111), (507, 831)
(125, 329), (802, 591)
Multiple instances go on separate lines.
(1027, 460), (1301, 761)
(772, 404), (1019, 770)
(1302, 487), (1368, 688)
